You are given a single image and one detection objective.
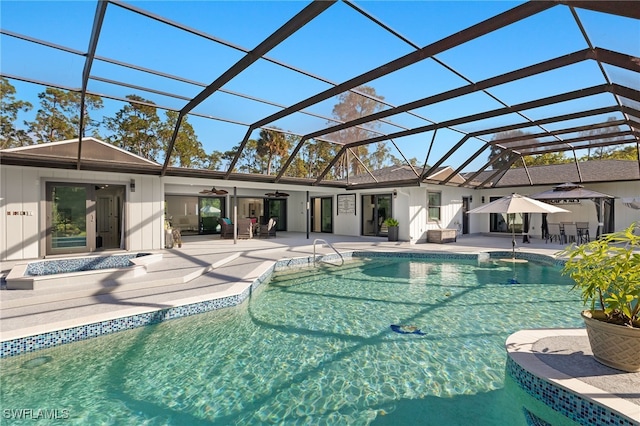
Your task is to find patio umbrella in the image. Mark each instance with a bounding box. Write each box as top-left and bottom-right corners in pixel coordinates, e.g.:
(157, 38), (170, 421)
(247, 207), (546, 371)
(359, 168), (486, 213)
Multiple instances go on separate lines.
(467, 193), (569, 259)
(200, 205), (221, 214)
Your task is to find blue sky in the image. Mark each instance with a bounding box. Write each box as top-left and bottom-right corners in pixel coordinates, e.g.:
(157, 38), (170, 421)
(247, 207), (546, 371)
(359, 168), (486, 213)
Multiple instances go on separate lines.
(2, 1), (639, 175)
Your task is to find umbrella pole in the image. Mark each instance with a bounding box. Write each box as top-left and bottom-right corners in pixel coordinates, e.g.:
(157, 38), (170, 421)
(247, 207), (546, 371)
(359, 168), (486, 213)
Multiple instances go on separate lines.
(511, 213), (516, 259)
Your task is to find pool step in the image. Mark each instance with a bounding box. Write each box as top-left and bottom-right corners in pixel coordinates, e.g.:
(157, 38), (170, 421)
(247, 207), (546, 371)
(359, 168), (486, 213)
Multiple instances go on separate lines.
(0, 253), (240, 310)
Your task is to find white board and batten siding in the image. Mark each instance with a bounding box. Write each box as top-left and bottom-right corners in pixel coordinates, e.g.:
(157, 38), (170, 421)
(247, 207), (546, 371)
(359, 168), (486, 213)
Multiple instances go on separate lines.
(0, 165), (165, 262)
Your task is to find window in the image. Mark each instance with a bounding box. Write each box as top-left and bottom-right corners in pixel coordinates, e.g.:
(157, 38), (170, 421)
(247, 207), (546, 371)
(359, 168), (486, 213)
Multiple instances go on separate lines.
(428, 192), (441, 222)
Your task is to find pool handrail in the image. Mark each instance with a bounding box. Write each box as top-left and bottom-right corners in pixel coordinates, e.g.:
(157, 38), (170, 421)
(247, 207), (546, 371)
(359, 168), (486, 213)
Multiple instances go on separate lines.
(313, 239), (344, 267)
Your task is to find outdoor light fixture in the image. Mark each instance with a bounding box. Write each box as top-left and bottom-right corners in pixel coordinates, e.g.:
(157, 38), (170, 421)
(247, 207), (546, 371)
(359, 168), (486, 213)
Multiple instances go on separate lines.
(130, 179), (135, 192)
(393, 190), (397, 198)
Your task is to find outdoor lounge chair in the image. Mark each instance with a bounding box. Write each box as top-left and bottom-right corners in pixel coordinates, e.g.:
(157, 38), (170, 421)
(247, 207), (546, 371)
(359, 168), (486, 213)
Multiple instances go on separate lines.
(259, 218), (277, 238)
(218, 217), (234, 239)
(237, 218), (253, 239)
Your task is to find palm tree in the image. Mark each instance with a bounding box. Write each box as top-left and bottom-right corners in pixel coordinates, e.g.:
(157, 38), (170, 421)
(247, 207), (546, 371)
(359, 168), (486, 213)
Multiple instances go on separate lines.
(256, 128), (289, 175)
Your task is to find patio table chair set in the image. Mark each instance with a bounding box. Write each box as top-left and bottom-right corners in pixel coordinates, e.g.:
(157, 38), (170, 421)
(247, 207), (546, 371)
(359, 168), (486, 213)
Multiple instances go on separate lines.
(546, 222), (590, 245)
(218, 217), (277, 239)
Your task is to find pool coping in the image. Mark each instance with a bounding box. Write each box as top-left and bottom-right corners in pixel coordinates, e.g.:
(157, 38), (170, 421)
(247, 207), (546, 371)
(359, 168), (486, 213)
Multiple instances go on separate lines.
(506, 329), (640, 425)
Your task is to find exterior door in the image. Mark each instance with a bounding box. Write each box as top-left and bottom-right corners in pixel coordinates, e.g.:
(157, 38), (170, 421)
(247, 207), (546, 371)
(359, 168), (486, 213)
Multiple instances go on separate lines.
(95, 185), (125, 249)
(199, 197), (225, 234)
(46, 183), (94, 255)
(361, 194), (392, 237)
(311, 197), (333, 233)
(265, 198), (286, 231)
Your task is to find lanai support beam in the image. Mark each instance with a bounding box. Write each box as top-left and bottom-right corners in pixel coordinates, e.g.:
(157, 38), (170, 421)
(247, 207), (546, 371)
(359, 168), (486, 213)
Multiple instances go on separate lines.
(77, 0), (108, 169)
(242, 1), (555, 178)
(162, 0), (336, 175)
(346, 85), (612, 165)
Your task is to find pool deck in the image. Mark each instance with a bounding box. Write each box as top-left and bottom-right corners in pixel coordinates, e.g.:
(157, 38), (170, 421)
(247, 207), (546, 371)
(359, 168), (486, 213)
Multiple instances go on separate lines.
(1, 233), (639, 424)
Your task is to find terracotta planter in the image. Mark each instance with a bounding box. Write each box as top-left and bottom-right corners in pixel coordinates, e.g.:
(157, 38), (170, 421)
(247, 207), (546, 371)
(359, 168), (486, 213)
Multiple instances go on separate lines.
(581, 310), (640, 372)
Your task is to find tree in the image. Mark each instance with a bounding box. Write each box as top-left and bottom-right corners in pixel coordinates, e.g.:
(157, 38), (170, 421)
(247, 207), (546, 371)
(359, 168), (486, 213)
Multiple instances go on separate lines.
(25, 87), (103, 144)
(240, 138), (261, 173)
(390, 155), (420, 167)
(579, 117), (624, 160)
(304, 139), (335, 179)
(220, 142), (253, 173)
(103, 95), (161, 161)
(369, 142), (390, 170)
(205, 150), (224, 171)
(159, 111), (208, 168)
(601, 145), (638, 160)
(488, 130), (539, 170)
(520, 152), (570, 167)
(255, 127), (289, 175)
(0, 78), (32, 148)
(329, 86), (386, 177)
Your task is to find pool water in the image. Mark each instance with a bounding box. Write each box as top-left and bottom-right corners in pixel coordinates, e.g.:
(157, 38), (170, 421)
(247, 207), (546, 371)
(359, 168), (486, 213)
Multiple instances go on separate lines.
(0, 257), (584, 425)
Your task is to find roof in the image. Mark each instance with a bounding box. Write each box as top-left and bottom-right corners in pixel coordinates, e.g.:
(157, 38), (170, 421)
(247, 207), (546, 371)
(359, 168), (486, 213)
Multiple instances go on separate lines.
(344, 165), (465, 188)
(0, 137), (161, 171)
(463, 160), (640, 188)
(1, 1), (638, 189)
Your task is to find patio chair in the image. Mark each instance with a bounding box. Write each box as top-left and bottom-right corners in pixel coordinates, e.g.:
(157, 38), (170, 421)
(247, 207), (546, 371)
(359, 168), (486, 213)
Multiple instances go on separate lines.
(218, 217), (234, 239)
(576, 222), (590, 243)
(546, 223), (563, 244)
(563, 223), (579, 244)
(259, 218), (277, 238)
(237, 218), (253, 239)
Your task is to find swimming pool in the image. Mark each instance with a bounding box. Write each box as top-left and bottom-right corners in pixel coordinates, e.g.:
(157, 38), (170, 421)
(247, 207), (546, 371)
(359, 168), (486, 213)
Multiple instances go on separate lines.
(0, 256), (584, 425)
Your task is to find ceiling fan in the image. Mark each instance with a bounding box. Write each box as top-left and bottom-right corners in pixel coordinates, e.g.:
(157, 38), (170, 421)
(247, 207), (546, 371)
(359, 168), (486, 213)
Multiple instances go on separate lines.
(265, 190), (289, 198)
(199, 186), (229, 195)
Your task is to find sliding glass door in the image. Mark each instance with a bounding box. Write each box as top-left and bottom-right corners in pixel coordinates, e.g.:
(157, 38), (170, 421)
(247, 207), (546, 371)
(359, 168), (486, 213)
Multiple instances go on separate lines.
(46, 182), (125, 255)
(311, 197), (333, 233)
(361, 194), (392, 237)
(47, 183), (91, 254)
(199, 197), (224, 234)
(165, 195), (226, 235)
(265, 198), (287, 231)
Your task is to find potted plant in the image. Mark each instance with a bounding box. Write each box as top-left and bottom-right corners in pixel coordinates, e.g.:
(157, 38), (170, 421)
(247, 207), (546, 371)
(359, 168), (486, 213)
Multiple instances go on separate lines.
(559, 221), (640, 372)
(383, 218), (399, 242)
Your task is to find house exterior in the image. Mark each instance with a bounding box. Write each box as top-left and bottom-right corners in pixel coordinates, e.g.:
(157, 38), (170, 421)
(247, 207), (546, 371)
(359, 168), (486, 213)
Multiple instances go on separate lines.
(2, 139), (639, 261)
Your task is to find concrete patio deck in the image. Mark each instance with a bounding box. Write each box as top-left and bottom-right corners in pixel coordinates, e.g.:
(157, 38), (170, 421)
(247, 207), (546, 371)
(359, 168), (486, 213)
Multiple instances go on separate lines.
(1, 232), (638, 424)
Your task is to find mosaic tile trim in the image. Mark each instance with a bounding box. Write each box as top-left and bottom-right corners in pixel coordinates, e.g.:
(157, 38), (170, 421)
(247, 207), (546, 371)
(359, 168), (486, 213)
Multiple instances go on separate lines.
(1, 264), (275, 359)
(523, 408), (553, 426)
(486, 251), (562, 266)
(25, 253), (150, 276)
(506, 357), (637, 426)
(352, 251), (477, 261)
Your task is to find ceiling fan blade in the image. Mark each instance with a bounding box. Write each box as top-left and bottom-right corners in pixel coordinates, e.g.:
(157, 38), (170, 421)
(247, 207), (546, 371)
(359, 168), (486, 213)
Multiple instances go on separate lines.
(200, 187), (228, 195)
